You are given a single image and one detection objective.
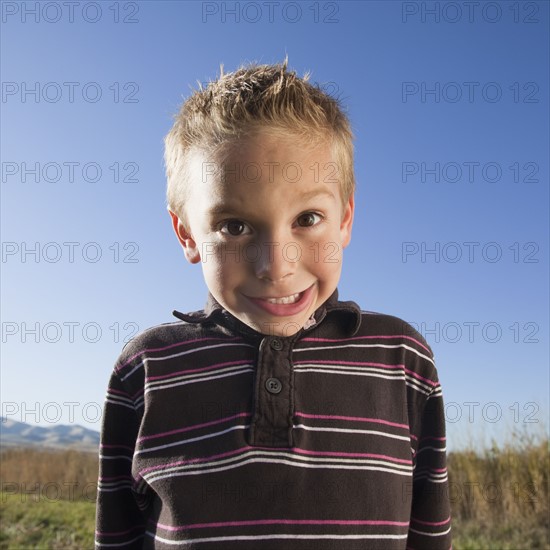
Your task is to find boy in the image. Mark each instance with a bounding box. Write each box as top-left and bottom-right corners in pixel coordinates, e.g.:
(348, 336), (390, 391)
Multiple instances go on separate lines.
(95, 58), (452, 549)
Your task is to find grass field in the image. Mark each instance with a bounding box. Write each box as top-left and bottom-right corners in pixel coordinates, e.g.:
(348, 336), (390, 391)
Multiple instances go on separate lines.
(1, 431), (548, 549)
(0, 494), (94, 549)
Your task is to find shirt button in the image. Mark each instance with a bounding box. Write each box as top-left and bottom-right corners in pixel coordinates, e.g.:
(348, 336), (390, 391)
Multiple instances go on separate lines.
(265, 377), (283, 394)
(270, 339), (283, 350)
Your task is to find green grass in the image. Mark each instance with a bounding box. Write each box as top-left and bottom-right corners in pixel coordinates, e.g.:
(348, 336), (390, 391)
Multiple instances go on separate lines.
(1, 494), (548, 550)
(0, 493), (95, 550)
(451, 518), (550, 549)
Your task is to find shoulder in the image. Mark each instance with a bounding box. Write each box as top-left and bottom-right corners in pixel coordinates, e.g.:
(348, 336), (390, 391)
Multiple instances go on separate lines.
(357, 309), (434, 357)
(113, 317), (210, 374)
(352, 309), (440, 386)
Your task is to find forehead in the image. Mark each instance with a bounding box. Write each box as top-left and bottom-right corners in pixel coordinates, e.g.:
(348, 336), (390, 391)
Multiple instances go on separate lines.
(225, 131), (332, 168)
(193, 132), (338, 192)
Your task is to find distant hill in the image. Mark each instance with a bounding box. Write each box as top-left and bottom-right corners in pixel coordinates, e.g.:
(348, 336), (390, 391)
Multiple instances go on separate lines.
(0, 417), (100, 452)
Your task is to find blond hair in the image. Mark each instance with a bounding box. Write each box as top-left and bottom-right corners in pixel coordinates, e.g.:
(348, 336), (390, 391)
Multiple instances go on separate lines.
(164, 56), (355, 230)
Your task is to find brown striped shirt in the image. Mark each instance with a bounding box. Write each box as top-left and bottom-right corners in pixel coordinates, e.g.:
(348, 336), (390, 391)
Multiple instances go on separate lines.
(95, 289), (452, 549)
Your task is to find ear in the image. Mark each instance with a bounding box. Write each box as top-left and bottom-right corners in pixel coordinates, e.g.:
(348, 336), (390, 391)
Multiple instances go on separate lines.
(340, 193), (354, 248)
(168, 209), (201, 264)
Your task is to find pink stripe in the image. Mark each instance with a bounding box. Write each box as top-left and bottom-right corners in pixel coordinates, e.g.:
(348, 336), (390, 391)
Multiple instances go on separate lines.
(420, 436), (446, 442)
(293, 447), (411, 464)
(99, 475), (132, 482)
(301, 334), (432, 354)
(296, 360), (437, 387)
(146, 360), (251, 381)
(295, 412), (409, 431)
(100, 443), (134, 451)
(403, 368), (438, 387)
(132, 388), (144, 399)
(107, 387), (131, 397)
(156, 518), (410, 531)
(411, 516), (451, 527)
(138, 413), (251, 442)
(116, 336), (244, 372)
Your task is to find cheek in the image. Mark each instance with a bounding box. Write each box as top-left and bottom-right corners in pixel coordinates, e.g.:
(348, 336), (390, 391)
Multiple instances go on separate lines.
(305, 236), (343, 269)
(202, 251), (243, 287)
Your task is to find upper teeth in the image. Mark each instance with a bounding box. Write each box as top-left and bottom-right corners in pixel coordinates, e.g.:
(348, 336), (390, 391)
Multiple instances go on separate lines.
(265, 293), (301, 305)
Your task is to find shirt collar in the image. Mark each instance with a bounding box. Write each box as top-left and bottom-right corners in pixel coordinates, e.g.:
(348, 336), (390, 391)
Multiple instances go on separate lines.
(172, 288), (361, 338)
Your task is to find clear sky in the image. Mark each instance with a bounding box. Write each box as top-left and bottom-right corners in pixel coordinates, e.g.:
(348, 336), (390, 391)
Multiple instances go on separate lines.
(1, 0), (548, 451)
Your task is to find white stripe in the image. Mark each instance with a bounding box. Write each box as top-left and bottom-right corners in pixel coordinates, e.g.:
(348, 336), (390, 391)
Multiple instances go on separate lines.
(120, 343), (254, 381)
(95, 534), (144, 547)
(99, 454), (133, 461)
(147, 532), (408, 545)
(149, 449), (412, 475)
(135, 424), (249, 455)
(294, 363), (435, 394)
(294, 364), (404, 377)
(144, 367), (253, 394)
(409, 525), (452, 537)
(294, 368), (405, 381)
(105, 398), (135, 410)
(294, 343), (434, 366)
(405, 378), (433, 396)
(105, 393), (134, 405)
(145, 454), (412, 484)
(412, 473), (448, 483)
(416, 445), (447, 454)
(119, 363), (142, 382)
(293, 424), (410, 442)
(146, 364), (253, 389)
(147, 458), (412, 484)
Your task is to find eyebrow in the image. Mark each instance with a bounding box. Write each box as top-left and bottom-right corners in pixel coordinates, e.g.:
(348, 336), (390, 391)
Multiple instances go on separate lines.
(299, 189), (336, 201)
(206, 189), (336, 218)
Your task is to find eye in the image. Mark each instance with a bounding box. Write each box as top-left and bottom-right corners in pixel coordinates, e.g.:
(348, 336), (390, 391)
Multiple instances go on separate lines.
(219, 220), (251, 236)
(296, 212), (322, 228)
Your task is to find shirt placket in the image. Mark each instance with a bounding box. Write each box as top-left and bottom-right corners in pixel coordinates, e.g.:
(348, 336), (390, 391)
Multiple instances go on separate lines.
(247, 335), (295, 448)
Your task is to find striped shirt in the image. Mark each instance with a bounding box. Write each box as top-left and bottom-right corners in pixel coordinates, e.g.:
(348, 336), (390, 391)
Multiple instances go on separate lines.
(95, 289), (452, 549)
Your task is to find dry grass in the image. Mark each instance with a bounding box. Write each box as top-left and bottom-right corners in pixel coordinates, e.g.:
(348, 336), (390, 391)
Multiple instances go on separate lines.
(0, 447), (98, 502)
(447, 425), (549, 549)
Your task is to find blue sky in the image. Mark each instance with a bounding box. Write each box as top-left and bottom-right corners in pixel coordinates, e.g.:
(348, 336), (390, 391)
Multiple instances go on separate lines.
(1, 0), (548, 451)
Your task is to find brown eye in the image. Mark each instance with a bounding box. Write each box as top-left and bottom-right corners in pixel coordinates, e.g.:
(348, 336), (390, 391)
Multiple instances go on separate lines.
(220, 220), (249, 236)
(297, 213), (321, 227)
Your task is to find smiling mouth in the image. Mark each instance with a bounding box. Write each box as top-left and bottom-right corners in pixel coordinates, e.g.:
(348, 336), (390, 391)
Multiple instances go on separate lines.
(262, 292), (302, 305)
(245, 284), (315, 317)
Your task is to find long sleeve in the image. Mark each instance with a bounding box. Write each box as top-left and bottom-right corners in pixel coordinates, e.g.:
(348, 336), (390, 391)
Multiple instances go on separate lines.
(95, 368), (148, 549)
(406, 375), (452, 549)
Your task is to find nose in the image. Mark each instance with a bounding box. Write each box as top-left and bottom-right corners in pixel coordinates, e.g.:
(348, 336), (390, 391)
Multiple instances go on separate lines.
(253, 236), (298, 282)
